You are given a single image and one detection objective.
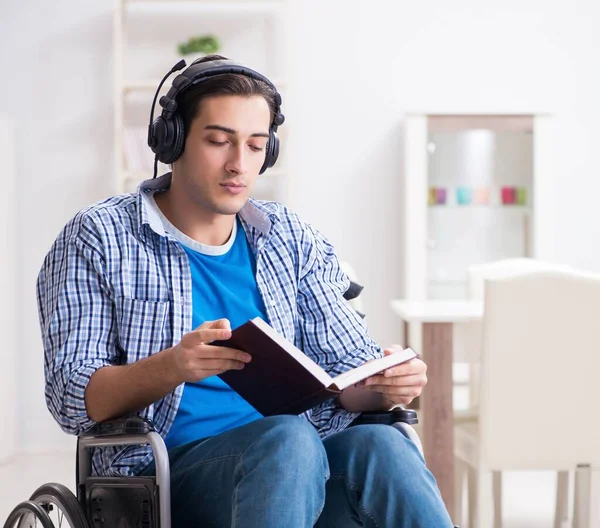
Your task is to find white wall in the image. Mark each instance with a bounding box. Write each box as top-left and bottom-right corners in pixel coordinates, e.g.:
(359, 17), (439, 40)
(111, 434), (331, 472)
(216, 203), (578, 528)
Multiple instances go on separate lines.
(0, 117), (18, 463)
(0, 1), (114, 452)
(1, 0), (600, 451)
(284, 0), (600, 344)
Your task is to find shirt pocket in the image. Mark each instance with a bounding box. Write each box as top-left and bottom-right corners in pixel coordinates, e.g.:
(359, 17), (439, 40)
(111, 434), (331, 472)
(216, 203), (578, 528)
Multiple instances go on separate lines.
(115, 297), (170, 363)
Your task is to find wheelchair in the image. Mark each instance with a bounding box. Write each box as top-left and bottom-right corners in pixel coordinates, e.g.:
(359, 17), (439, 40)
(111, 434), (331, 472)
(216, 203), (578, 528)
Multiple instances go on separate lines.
(3, 410), (434, 528)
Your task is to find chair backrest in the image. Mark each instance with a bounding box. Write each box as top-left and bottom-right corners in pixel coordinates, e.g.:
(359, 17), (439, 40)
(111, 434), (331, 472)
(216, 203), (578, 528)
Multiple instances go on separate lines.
(478, 269), (600, 470)
(467, 257), (571, 300)
(454, 258), (568, 366)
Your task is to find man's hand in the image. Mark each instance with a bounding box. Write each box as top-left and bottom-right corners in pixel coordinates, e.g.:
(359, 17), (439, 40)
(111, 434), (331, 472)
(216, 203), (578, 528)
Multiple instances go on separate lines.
(85, 318), (251, 423)
(359, 345), (427, 406)
(168, 319), (252, 384)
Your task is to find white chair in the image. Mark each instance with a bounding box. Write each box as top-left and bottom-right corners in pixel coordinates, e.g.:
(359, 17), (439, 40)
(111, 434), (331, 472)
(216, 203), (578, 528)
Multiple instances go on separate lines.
(454, 269), (600, 528)
(455, 259), (573, 526)
(454, 258), (571, 420)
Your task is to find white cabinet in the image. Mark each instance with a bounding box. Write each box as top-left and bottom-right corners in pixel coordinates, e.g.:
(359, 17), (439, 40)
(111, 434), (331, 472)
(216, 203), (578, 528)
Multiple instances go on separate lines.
(402, 114), (558, 301)
(0, 116), (17, 463)
(113, 0), (289, 199)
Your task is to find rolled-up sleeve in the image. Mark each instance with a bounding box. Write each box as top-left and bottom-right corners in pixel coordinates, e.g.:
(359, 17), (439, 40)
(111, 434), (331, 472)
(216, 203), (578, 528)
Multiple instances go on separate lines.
(296, 223), (383, 435)
(36, 219), (117, 435)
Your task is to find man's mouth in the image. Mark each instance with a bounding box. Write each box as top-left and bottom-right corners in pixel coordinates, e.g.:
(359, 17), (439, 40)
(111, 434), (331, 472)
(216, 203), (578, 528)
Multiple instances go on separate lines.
(220, 182), (246, 195)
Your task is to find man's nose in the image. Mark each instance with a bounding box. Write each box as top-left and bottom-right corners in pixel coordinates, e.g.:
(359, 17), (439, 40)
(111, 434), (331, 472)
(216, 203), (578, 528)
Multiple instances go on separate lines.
(225, 145), (247, 175)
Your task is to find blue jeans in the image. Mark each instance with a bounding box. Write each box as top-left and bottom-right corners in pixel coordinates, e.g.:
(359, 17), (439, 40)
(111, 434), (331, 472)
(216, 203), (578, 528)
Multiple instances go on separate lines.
(139, 415), (453, 527)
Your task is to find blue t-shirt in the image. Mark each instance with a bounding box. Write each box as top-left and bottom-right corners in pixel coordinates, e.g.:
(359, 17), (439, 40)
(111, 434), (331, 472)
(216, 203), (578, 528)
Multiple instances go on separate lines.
(163, 216), (267, 449)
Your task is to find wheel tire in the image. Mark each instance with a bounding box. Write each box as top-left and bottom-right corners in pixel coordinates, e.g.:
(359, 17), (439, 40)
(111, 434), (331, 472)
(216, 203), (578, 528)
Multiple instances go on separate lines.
(29, 483), (89, 528)
(3, 500), (54, 528)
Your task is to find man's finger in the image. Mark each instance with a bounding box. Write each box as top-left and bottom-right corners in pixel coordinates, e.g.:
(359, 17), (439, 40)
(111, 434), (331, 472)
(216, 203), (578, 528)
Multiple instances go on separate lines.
(355, 360), (426, 383)
(197, 318), (231, 331)
(381, 358), (427, 378)
(383, 345), (404, 356)
(197, 345), (252, 362)
(362, 373), (426, 387)
(193, 359), (248, 372)
(189, 327), (233, 344)
(364, 384), (423, 398)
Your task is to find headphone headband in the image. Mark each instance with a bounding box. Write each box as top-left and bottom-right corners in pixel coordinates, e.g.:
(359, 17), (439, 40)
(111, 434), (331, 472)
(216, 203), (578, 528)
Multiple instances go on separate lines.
(159, 59), (283, 129)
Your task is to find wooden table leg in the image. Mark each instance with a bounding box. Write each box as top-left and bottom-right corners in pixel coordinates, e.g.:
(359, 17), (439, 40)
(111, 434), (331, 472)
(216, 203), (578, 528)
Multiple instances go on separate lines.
(404, 321), (420, 410)
(421, 322), (455, 519)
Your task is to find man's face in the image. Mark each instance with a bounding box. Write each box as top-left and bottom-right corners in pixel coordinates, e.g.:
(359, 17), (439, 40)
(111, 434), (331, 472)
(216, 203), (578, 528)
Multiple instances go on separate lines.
(173, 94), (271, 216)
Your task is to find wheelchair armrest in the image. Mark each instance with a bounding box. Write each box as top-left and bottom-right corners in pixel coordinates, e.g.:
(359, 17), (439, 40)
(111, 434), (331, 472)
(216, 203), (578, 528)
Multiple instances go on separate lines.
(76, 417), (171, 528)
(80, 416), (155, 437)
(343, 280), (364, 302)
(352, 408), (418, 426)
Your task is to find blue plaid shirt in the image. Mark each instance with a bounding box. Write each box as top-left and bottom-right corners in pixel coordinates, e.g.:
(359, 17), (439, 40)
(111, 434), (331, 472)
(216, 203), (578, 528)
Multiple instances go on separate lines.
(37, 174), (383, 476)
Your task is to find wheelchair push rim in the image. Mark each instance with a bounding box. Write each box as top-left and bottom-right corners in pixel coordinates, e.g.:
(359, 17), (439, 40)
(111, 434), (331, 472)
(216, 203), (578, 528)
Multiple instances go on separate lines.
(3, 501), (54, 528)
(15, 483), (90, 528)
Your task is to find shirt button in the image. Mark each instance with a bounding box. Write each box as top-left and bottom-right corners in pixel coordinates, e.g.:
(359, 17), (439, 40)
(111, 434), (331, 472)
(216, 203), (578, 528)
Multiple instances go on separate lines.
(270, 299), (277, 307)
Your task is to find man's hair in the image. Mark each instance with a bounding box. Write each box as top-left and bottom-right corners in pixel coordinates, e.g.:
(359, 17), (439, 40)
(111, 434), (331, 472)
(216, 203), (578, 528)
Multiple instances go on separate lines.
(175, 54), (278, 141)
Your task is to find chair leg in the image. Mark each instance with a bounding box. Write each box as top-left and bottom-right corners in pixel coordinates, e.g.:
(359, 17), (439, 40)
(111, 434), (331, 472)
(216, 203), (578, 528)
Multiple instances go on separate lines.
(577, 467), (600, 528)
(591, 468), (600, 528)
(468, 466), (477, 528)
(555, 471), (570, 528)
(475, 470), (494, 528)
(574, 465), (589, 528)
(454, 459), (465, 527)
(493, 471), (503, 528)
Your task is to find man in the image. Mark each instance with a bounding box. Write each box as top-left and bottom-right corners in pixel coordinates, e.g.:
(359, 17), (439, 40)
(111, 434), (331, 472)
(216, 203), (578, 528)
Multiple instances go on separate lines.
(37, 55), (453, 526)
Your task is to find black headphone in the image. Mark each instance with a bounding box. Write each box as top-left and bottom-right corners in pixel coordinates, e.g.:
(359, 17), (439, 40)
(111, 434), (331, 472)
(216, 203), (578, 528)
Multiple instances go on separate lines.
(147, 58), (285, 177)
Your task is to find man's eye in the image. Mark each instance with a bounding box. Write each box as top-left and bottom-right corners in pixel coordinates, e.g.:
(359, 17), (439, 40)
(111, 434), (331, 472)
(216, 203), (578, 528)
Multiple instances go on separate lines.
(249, 145), (264, 152)
(209, 140), (227, 146)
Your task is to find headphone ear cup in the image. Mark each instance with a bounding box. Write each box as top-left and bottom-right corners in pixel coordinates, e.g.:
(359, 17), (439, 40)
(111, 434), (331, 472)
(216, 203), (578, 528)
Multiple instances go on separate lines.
(160, 113), (185, 165)
(260, 130), (279, 175)
(149, 116), (167, 157)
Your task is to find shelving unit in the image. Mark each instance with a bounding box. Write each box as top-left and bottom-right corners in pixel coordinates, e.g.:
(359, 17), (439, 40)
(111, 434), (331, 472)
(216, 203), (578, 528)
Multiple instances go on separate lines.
(113, 0), (289, 197)
(402, 113), (557, 301)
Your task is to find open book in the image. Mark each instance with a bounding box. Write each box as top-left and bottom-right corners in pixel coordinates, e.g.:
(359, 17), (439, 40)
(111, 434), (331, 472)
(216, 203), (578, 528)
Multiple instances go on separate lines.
(214, 317), (417, 416)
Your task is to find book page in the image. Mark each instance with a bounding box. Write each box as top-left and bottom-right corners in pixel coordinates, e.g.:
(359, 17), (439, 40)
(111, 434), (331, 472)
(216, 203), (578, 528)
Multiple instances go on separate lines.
(330, 348), (417, 390)
(250, 317), (333, 387)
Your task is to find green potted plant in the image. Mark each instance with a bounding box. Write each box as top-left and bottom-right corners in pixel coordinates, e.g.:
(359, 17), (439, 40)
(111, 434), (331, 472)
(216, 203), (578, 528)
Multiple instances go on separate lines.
(177, 35), (221, 64)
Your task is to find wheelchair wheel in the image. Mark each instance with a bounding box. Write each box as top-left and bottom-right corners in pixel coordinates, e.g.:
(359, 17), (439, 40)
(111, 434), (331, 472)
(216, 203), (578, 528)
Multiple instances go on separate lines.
(3, 500), (54, 528)
(26, 483), (89, 528)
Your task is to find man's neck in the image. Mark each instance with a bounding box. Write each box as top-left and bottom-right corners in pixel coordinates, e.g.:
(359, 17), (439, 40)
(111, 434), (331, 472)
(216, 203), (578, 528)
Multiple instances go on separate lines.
(154, 188), (235, 247)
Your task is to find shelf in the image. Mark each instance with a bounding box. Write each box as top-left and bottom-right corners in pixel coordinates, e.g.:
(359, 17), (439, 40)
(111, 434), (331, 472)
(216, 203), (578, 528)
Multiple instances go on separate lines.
(428, 205), (531, 210)
(125, 1), (284, 14)
(428, 278), (467, 284)
(127, 0), (283, 3)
